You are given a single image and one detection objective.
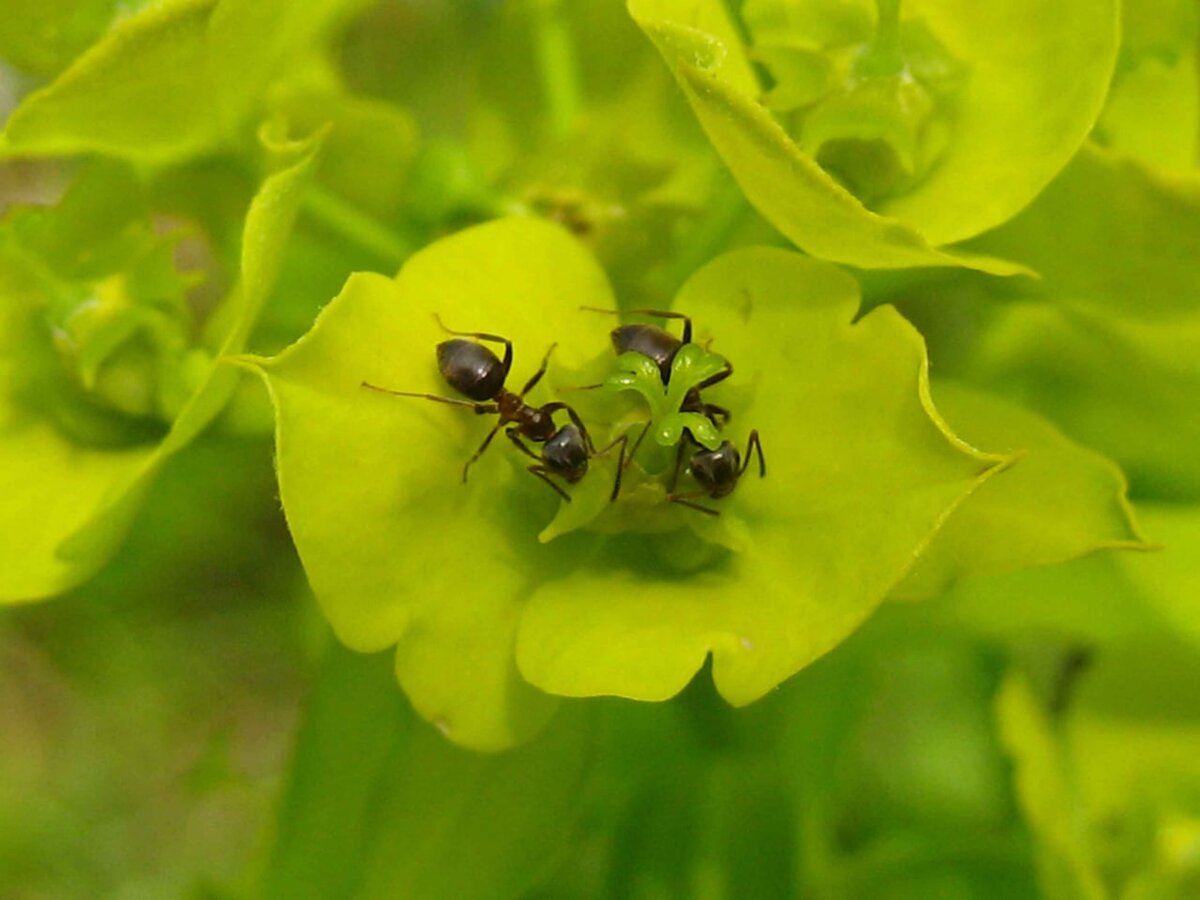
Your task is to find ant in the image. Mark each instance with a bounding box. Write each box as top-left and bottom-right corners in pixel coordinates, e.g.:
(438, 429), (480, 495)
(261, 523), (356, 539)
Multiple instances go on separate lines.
(580, 307), (734, 425)
(666, 430), (766, 517)
(362, 315), (627, 503)
(579, 308), (765, 516)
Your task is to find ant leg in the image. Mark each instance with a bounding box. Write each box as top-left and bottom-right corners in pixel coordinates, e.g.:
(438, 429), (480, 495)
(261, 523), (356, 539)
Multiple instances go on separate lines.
(579, 307), (693, 344)
(589, 431), (632, 502)
(519, 342), (558, 397)
(558, 383), (603, 392)
(433, 314), (513, 379)
(541, 401), (595, 453)
(361, 383), (499, 415)
(666, 494), (720, 517)
(696, 359), (733, 391)
(505, 428), (542, 463)
(625, 420), (652, 469)
(527, 465), (572, 502)
(702, 403), (732, 428)
(610, 433), (629, 501)
(667, 439), (686, 494)
(738, 429), (766, 478)
(461, 419), (505, 483)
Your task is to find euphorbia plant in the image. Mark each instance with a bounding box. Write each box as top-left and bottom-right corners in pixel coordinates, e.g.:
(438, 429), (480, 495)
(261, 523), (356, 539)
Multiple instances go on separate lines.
(238, 216), (1148, 749)
(2, 0), (1199, 896)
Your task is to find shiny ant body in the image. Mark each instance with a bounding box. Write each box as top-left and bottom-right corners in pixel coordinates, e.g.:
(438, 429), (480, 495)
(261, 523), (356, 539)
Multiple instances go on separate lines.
(363, 316), (626, 502)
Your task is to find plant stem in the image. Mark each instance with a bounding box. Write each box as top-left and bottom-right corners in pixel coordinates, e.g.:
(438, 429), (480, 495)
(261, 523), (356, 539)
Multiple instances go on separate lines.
(301, 185), (411, 271)
(862, 0), (904, 76)
(532, 0), (581, 140)
(660, 175), (754, 298)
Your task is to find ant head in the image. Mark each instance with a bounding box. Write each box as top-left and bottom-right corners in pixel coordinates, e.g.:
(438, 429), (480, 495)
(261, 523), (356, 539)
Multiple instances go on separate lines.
(689, 441), (740, 498)
(543, 424), (589, 482)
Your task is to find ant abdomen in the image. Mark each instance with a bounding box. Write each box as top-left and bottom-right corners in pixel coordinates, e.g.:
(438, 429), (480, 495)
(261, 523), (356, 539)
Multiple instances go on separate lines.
(436, 339), (506, 401)
(610, 324), (679, 383)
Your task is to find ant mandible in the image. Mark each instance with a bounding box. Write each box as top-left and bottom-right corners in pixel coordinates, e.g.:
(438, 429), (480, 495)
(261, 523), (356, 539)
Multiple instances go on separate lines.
(362, 315), (627, 503)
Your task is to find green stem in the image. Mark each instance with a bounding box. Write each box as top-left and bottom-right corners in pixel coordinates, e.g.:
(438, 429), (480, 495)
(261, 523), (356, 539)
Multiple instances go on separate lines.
(876, 0), (902, 42)
(301, 185), (411, 270)
(532, 1), (581, 140)
(860, 0), (904, 77)
(658, 175), (754, 298)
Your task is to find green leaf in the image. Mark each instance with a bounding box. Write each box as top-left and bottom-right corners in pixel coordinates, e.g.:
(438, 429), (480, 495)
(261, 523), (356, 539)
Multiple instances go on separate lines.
(1108, 505), (1200, 651)
(967, 301), (1200, 501)
(628, 0), (1114, 271)
(250, 227), (1000, 744)
(996, 672), (1108, 900)
(268, 83), (421, 221)
(516, 247), (1005, 706)
(357, 705), (593, 899)
(206, 0), (371, 132)
(261, 644), (410, 900)
(263, 642), (593, 900)
(931, 555), (1168, 649)
(246, 217), (616, 749)
(1095, 0), (1200, 171)
(930, 503), (1200, 652)
(944, 147), (1200, 499)
(0, 131), (321, 602)
(966, 144), (1200, 320)
(1, 0), (219, 162)
(0, 0), (117, 76)
(877, 0), (1119, 245)
(0, 0), (359, 163)
(892, 380), (1149, 600)
(1000, 647), (1200, 899)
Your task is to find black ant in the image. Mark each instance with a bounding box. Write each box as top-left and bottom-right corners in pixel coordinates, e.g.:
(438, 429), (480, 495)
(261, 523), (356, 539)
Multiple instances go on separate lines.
(667, 430), (766, 517)
(578, 308), (765, 516)
(362, 315), (627, 503)
(580, 307), (734, 425)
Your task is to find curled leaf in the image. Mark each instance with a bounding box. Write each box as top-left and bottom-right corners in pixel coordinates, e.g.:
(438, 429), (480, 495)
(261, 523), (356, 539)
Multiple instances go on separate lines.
(892, 379), (1151, 600)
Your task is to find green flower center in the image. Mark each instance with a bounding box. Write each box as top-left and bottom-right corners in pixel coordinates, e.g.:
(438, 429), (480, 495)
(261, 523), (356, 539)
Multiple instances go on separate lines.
(538, 340), (755, 554)
(35, 246), (207, 446)
(750, 0), (964, 203)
